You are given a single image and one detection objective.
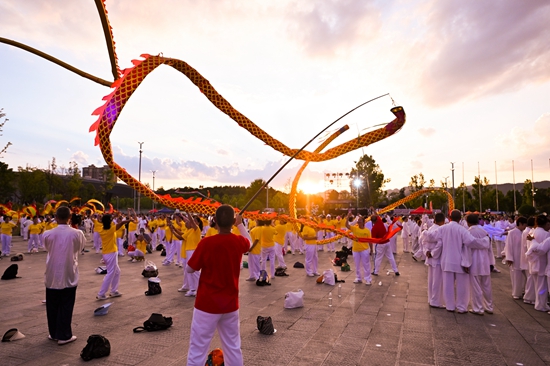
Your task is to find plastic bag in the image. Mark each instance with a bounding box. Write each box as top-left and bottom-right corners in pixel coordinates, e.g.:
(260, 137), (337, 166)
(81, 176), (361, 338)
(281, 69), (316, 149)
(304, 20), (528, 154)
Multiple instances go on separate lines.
(323, 269), (335, 286)
(284, 289), (304, 309)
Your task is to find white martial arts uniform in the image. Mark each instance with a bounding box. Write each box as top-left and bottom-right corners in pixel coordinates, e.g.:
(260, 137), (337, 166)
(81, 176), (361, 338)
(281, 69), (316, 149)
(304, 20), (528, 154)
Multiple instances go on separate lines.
(372, 223), (399, 275)
(528, 227), (550, 311)
(467, 225), (493, 314)
(423, 224), (444, 307)
(504, 227), (525, 298)
(401, 219), (412, 253)
(521, 226), (536, 304)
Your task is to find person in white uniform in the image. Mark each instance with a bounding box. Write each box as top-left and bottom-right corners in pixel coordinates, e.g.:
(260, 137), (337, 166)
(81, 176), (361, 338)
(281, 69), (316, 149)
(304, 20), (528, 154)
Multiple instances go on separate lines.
(504, 216), (528, 300)
(521, 217), (536, 305)
(423, 213), (445, 308)
(466, 214), (493, 315)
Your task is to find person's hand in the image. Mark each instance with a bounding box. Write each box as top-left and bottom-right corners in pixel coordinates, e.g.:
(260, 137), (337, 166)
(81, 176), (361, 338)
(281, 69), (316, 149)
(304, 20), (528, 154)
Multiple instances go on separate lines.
(526, 234), (534, 241)
(235, 214), (243, 226)
(506, 260), (513, 267)
(462, 266), (470, 274)
(426, 251), (432, 258)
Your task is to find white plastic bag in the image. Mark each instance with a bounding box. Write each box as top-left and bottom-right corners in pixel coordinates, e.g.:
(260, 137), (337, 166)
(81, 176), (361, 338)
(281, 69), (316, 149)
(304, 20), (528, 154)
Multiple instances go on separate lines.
(323, 269), (335, 286)
(284, 289), (304, 309)
(144, 260), (157, 272)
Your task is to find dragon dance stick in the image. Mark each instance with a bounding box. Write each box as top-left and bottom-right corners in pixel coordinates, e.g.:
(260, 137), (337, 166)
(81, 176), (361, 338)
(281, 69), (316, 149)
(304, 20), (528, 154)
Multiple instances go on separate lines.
(240, 93), (391, 214)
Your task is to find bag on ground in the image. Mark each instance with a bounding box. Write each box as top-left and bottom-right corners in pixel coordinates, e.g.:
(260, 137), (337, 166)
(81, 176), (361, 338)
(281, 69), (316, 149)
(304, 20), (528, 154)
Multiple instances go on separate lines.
(274, 267), (289, 276)
(80, 334), (110, 361)
(141, 260), (158, 278)
(341, 263), (351, 272)
(206, 348), (224, 366)
(10, 253), (24, 262)
(145, 277), (162, 296)
(133, 313), (173, 332)
(323, 269), (335, 286)
(256, 270), (271, 286)
(1, 264), (19, 280)
(284, 289), (304, 309)
(256, 316), (275, 335)
(293, 262), (304, 268)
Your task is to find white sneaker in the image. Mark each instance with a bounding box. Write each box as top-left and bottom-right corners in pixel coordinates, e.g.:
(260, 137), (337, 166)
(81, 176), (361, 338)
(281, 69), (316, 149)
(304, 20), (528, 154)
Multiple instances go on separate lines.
(307, 273), (315, 277)
(185, 290), (196, 297)
(178, 287), (188, 292)
(58, 335), (77, 345)
(313, 272), (321, 276)
(353, 279), (362, 284)
(365, 281), (372, 286)
(109, 291), (122, 298)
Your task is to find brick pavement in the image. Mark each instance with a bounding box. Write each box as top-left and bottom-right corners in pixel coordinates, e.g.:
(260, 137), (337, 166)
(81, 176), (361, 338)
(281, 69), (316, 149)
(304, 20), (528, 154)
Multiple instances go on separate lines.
(1, 235), (549, 365)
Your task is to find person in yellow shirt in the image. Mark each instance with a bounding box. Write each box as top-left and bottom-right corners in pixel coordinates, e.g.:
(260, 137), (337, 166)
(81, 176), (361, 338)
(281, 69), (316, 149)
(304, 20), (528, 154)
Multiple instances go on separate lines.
(273, 220), (288, 269)
(91, 214), (103, 253)
(301, 222), (320, 277)
(204, 217), (218, 237)
(147, 217), (158, 249)
(1, 216), (17, 256)
(156, 215), (167, 249)
(128, 233), (148, 262)
(97, 214), (131, 300)
(346, 213), (373, 285)
(173, 213), (202, 296)
(115, 216), (126, 257)
(246, 221), (263, 281)
(260, 220), (278, 278)
(28, 217), (43, 253)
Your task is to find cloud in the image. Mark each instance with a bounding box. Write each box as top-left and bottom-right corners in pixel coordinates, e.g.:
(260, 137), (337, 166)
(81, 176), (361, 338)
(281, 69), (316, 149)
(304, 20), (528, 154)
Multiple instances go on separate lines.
(417, 0), (550, 106)
(410, 160), (423, 170)
(71, 151), (89, 165)
(216, 149), (229, 156)
(418, 128), (435, 137)
(286, 0), (381, 57)
(495, 112), (550, 161)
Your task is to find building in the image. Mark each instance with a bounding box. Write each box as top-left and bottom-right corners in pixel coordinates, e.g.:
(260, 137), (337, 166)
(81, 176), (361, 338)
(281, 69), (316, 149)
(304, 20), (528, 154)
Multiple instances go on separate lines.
(82, 164), (116, 183)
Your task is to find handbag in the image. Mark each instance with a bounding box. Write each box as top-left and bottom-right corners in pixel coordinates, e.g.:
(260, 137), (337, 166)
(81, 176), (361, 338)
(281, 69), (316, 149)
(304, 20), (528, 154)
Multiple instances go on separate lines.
(323, 269), (335, 286)
(133, 313), (173, 332)
(142, 260), (159, 278)
(80, 334), (110, 361)
(256, 316), (275, 335)
(284, 289), (304, 309)
(145, 277), (162, 296)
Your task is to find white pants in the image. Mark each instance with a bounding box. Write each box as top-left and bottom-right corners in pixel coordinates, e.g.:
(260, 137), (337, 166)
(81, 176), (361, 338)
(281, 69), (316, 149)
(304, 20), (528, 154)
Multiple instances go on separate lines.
(22, 227), (29, 240)
(117, 238), (125, 256)
(428, 264), (444, 307)
(509, 267), (525, 298)
(326, 233), (336, 251)
(470, 274), (493, 313)
(295, 237), (304, 253)
(247, 253), (261, 280)
(1, 234), (12, 255)
(128, 249), (144, 258)
(305, 244), (318, 276)
(93, 232), (102, 252)
(389, 237), (397, 254)
(98, 252), (120, 296)
(373, 244), (398, 274)
(187, 308), (242, 366)
(402, 236), (411, 252)
(494, 240), (505, 258)
(524, 272), (536, 302)
(184, 250), (199, 291)
(534, 274), (550, 311)
(274, 242), (286, 268)
(261, 247), (275, 277)
(352, 250), (372, 282)
(28, 234), (40, 251)
(442, 271), (470, 312)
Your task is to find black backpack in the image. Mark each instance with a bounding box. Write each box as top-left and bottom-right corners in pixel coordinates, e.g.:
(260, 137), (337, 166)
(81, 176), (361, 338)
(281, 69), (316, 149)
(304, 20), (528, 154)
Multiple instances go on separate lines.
(256, 270), (271, 286)
(1, 264), (19, 280)
(145, 279), (162, 296)
(256, 316), (275, 335)
(274, 267), (289, 277)
(80, 334), (110, 361)
(133, 313), (173, 332)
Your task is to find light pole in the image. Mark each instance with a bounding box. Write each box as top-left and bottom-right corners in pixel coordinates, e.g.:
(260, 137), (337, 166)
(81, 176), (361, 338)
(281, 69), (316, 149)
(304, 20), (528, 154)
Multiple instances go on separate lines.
(137, 141), (144, 213)
(443, 176), (449, 190)
(151, 170), (157, 211)
(450, 162), (455, 202)
(266, 184), (269, 209)
(354, 178), (361, 215)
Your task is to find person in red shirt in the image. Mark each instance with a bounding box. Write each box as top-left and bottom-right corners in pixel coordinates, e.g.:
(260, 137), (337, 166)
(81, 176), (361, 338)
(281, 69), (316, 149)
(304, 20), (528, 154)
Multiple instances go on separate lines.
(371, 215), (400, 276)
(186, 205), (252, 366)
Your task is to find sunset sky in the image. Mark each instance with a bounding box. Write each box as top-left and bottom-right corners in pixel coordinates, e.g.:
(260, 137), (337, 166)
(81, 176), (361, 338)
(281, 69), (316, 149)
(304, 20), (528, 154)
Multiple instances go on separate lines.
(1, 0), (549, 195)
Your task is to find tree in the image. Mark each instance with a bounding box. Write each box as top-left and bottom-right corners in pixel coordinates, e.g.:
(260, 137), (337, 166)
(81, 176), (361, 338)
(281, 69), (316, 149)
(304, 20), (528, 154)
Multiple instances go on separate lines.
(0, 162), (15, 201)
(0, 109), (12, 158)
(350, 154), (388, 209)
(407, 173), (426, 208)
(522, 179), (535, 208)
(16, 166), (48, 204)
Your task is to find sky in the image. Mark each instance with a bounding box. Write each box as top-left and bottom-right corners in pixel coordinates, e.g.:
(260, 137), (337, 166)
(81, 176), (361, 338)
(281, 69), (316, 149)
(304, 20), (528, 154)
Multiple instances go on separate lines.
(1, 0), (549, 196)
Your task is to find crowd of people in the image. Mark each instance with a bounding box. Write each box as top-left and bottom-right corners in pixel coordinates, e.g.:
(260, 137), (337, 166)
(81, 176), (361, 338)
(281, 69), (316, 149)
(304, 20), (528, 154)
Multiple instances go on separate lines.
(2, 205), (549, 364)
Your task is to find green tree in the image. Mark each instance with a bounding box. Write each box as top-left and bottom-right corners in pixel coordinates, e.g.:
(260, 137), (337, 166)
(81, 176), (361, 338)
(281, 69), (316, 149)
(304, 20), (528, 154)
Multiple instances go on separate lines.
(16, 166), (48, 204)
(350, 154), (389, 209)
(522, 179), (535, 207)
(0, 109), (12, 158)
(0, 162), (15, 201)
(407, 173), (426, 208)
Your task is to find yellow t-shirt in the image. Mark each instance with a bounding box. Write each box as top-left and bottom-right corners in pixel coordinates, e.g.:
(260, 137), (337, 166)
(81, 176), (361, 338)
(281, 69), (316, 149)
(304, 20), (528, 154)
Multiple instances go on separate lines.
(274, 224), (287, 244)
(135, 239), (147, 254)
(205, 227), (218, 237)
(92, 219), (103, 232)
(249, 226), (262, 255)
(0, 222), (16, 235)
(29, 223), (43, 235)
(231, 226), (240, 235)
(44, 222), (56, 231)
(99, 226), (117, 254)
(128, 221), (137, 233)
(116, 225), (125, 239)
(302, 226), (317, 245)
(157, 219), (166, 229)
(248, 220), (256, 230)
(182, 227), (201, 253)
(350, 226), (371, 252)
(260, 226), (277, 248)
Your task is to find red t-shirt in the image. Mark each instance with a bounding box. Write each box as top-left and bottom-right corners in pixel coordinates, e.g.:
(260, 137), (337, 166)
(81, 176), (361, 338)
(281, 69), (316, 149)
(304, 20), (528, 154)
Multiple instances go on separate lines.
(371, 220), (389, 243)
(187, 232), (250, 314)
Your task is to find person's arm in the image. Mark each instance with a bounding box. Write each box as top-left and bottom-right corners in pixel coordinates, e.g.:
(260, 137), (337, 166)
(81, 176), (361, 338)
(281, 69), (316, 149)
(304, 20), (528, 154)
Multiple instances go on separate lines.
(183, 212), (199, 230)
(249, 239), (260, 252)
(115, 219), (131, 231)
(235, 214), (252, 247)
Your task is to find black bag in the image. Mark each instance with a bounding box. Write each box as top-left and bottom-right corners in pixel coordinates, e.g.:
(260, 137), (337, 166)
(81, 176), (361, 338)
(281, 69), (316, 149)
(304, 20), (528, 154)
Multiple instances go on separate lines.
(293, 262), (304, 269)
(133, 313), (173, 332)
(256, 316), (275, 335)
(10, 253), (24, 262)
(80, 334), (110, 361)
(160, 248), (166, 256)
(1, 264), (19, 280)
(256, 270), (271, 286)
(142, 269), (159, 278)
(145, 279), (162, 296)
(274, 267), (289, 277)
(122, 240), (128, 250)
(155, 244), (164, 251)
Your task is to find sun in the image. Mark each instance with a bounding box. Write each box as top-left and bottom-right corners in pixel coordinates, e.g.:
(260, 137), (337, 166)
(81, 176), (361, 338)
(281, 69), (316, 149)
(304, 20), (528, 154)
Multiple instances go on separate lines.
(298, 180), (323, 195)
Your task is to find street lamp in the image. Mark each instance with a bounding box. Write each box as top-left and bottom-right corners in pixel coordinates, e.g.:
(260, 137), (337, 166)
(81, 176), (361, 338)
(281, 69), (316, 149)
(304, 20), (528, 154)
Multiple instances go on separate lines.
(353, 178), (361, 215)
(137, 141), (144, 213)
(151, 170), (157, 211)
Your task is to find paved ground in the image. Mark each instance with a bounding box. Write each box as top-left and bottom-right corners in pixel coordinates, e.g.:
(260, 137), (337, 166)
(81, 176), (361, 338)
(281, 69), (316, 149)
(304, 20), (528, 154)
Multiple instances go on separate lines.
(1, 235), (549, 366)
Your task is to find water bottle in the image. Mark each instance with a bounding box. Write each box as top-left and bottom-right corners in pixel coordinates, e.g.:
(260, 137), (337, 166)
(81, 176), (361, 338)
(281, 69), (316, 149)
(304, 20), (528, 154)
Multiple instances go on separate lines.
(338, 284), (342, 298)
(328, 292), (333, 307)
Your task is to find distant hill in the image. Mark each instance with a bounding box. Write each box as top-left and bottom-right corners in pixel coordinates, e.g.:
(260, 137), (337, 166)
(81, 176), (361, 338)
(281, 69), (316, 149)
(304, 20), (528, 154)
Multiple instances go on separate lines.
(385, 180), (550, 195)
